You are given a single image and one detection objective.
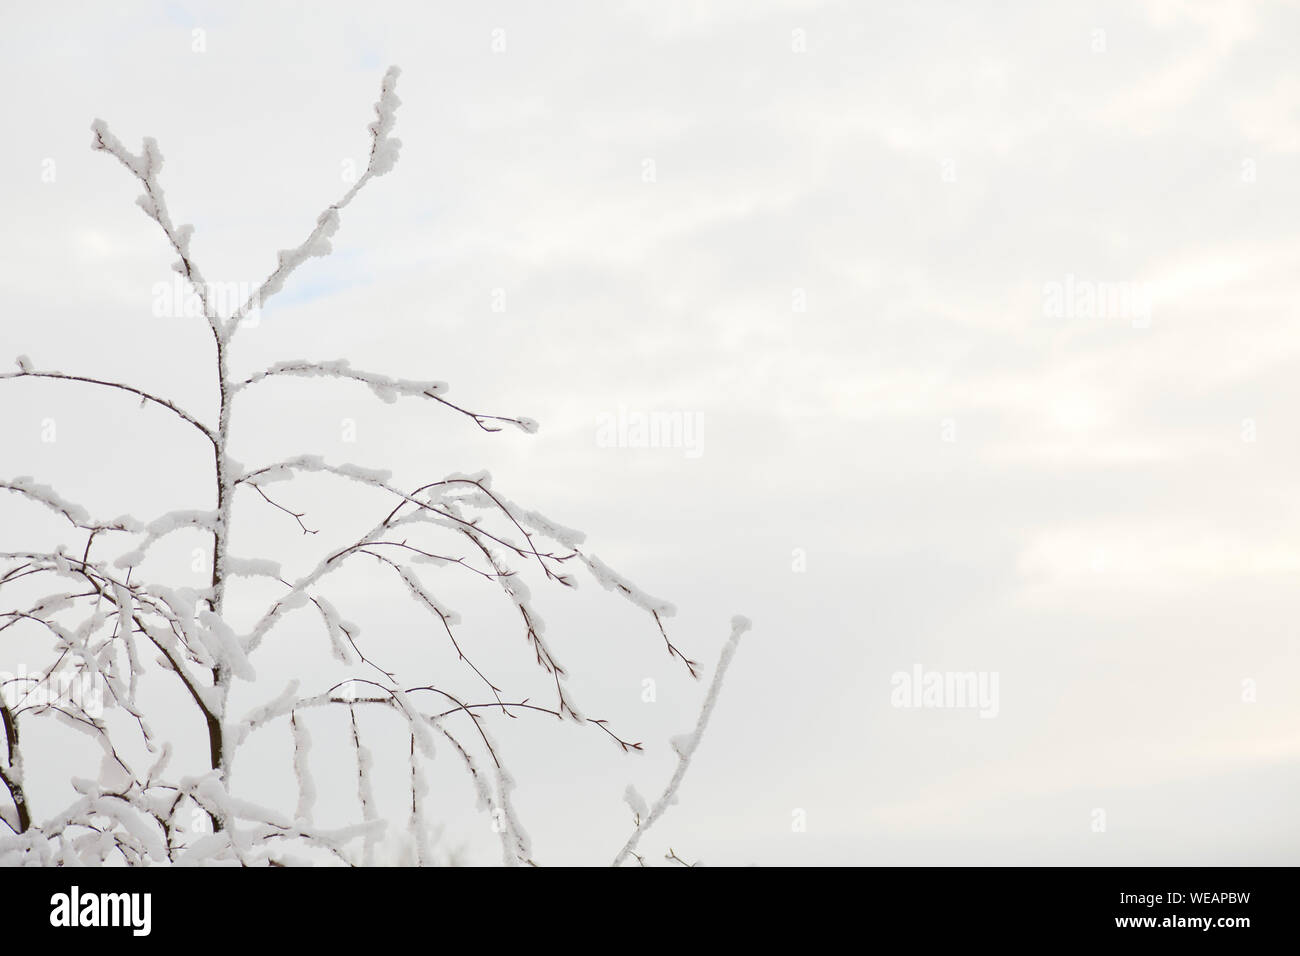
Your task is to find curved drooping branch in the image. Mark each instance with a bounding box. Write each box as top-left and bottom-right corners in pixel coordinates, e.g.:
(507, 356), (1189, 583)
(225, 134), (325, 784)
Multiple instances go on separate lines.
(224, 466), (665, 783)
(0, 367), (217, 445)
(0, 549), (225, 779)
(236, 459), (698, 674)
(234, 675), (531, 865)
(1, 479), (143, 534)
(239, 459), (567, 567)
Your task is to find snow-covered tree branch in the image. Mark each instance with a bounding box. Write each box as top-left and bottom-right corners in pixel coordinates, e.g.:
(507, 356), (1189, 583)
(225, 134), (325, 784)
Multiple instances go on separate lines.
(0, 68), (746, 867)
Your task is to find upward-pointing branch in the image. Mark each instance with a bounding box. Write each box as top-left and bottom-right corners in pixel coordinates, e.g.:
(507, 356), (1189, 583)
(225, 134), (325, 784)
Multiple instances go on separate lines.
(223, 66), (404, 342)
(611, 616), (751, 867)
(89, 118), (219, 345)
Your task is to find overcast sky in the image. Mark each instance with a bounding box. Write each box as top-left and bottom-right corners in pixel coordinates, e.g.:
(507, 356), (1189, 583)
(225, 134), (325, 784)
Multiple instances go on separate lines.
(2, 0), (1298, 865)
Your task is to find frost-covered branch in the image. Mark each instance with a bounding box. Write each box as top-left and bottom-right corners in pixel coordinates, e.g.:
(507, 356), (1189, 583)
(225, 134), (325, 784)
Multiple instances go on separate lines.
(612, 616), (751, 867)
(1, 478), (143, 534)
(223, 67), (403, 340)
(1, 66), (748, 868)
(90, 120), (217, 340)
(231, 358), (537, 433)
(1, 363), (217, 444)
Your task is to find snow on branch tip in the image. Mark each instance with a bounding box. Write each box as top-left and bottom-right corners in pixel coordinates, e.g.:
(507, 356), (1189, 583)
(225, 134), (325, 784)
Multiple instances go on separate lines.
(90, 67), (405, 342)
